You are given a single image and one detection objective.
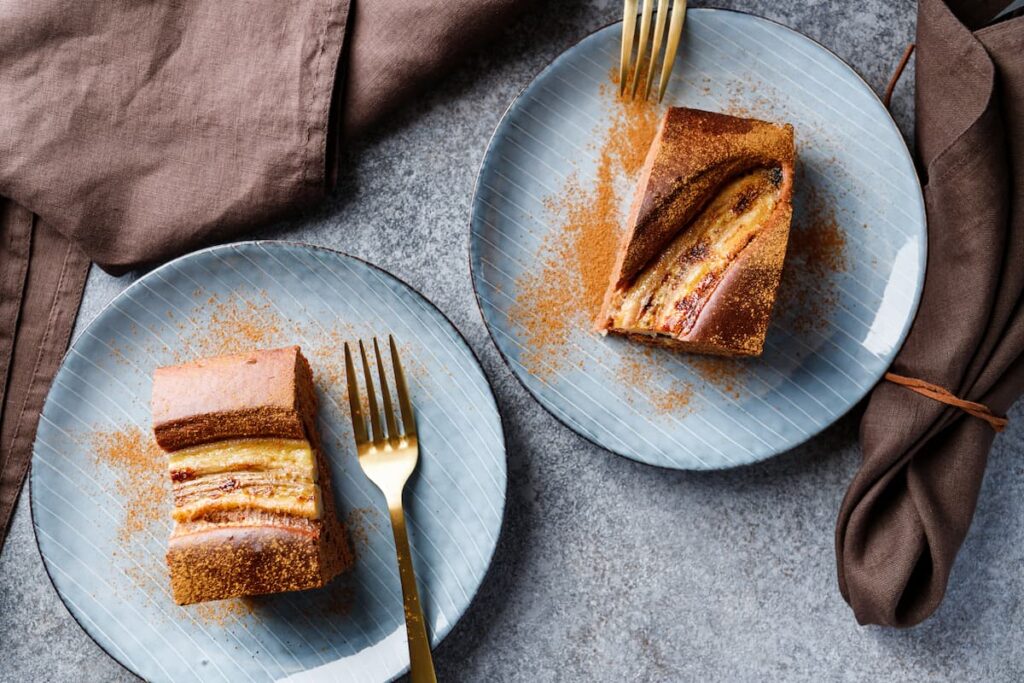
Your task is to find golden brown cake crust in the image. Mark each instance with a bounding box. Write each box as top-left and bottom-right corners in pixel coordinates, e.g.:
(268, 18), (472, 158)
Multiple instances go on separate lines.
(611, 108), (795, 290)
(152, 346), (317, 451)
(167, 523), (322, 604)
(598, 107), (795, 357)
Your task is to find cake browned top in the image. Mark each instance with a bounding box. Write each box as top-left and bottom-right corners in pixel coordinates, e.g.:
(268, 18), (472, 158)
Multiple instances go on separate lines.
(613, 108), (795, 289)
(151, 345), (318, 451)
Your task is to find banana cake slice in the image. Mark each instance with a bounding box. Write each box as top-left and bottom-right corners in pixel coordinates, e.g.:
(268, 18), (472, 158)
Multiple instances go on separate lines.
(597, 107), (796, 357)
(152, 345), (352, 605)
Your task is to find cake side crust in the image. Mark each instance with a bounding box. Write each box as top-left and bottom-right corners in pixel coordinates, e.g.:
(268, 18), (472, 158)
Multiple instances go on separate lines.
(167, 523), (323, 604)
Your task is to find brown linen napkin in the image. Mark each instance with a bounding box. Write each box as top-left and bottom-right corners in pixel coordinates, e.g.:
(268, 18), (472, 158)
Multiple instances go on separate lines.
(836, 0), (1024, 627)
(0, 0), (524, 548)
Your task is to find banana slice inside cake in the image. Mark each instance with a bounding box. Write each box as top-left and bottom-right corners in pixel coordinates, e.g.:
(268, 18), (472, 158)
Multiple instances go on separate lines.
(169, 438), (322, 522)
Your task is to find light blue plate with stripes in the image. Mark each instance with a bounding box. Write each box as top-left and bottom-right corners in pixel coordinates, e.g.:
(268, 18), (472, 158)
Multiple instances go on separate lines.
(31, 242), (506, 682)
(470, 9), (926, 469)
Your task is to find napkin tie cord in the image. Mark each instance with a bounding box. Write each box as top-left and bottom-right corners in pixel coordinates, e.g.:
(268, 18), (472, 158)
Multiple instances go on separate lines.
(884, 372), (1008, 432)
(883, 43), (915, 109)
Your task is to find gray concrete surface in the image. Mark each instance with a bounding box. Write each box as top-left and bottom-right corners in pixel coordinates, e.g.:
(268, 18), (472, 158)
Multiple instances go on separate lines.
(3, 1), (1023, 681)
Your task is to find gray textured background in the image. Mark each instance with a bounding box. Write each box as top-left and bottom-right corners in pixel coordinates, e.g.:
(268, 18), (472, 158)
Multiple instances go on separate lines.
(3, 1), (1023, 681)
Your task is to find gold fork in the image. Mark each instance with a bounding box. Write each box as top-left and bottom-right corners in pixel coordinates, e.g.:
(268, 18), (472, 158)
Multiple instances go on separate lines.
(619, 0), (688, 102)
(344, 336), (437, 683)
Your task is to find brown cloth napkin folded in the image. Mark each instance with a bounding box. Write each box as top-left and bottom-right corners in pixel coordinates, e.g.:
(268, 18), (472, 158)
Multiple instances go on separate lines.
(0, 0), (524, 548)
(836, 0), (1024, 627)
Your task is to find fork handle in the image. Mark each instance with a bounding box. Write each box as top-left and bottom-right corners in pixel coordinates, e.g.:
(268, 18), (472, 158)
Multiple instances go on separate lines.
(388, 502), (437, 683)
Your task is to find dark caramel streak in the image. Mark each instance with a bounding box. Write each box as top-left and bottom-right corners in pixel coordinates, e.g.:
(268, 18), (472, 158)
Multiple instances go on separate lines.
(732, 187), (758, 214)
(170, 467), (195, 483)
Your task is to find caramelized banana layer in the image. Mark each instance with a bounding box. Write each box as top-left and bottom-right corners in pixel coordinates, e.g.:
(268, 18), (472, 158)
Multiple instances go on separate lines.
(609, 167), (782, 336)
(169, 438), (321, 521)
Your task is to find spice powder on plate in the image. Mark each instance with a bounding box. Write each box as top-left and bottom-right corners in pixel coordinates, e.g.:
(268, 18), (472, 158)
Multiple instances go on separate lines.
(774, 177), (848, 335)
(508, 87), (712, 415)
(92, 426), (169, 544)
(510, 89), (660, 378)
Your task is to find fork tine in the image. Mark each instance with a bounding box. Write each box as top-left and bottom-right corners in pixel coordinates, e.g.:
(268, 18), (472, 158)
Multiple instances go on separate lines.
(656, 0), (687, 103)
(630, 0), (655, 98)
(389, 335), (416, 438)
(344, 343), (369, 444)
(619, 0), (638, 96)
(373, 337), (399, 442)
(642, 0), (670, 100)
(359, 340), (384, 443)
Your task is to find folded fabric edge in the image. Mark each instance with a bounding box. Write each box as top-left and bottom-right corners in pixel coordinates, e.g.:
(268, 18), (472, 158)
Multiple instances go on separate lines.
(307, 0), (352, 195)
(0, 210), (89, 548)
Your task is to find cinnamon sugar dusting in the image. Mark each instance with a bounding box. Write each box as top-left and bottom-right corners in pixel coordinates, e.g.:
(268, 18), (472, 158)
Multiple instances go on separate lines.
(509, 74), (774, 404)
(345, 506), (380, 548)
(187, 294), (284, 357)
(511, 85), (660, 377)
(617, 350), (693, 414)
(687, 357), (744, 399)
(793, 187), (847, 277)
(162, 292), (428, 412)
(187, 598), (255, 625)
(508, 69), (850, 409)
(576, 96), (660, 313)
(92, 427), (169, 543)
(776, 178), (847, 333)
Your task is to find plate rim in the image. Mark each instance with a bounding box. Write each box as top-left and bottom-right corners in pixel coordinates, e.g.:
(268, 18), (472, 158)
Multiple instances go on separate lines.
(467, 7), (927, 471)
(30, 239), (510, 683)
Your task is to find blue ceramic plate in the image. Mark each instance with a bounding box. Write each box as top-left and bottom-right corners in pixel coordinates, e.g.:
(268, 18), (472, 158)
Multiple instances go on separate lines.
(470, 9), (926, 469)
(31, 242), (506, 682)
